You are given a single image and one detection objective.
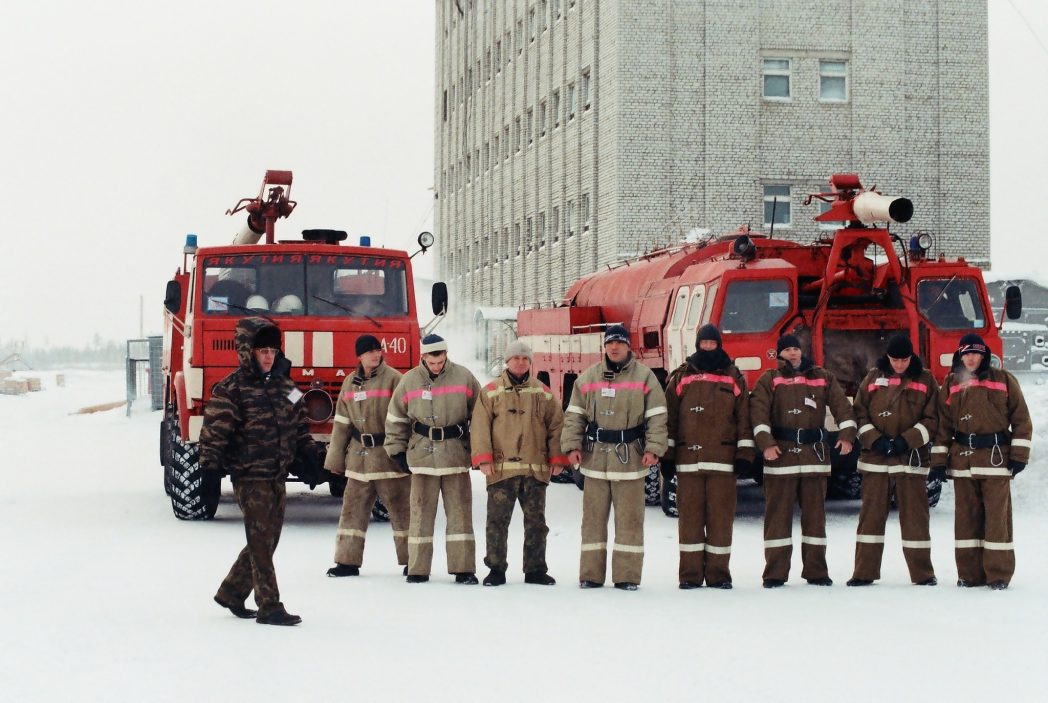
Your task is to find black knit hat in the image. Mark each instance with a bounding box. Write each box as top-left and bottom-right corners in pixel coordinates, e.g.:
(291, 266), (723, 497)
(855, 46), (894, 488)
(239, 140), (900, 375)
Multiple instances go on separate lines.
(696, 324), (722, 348)
(604, 324), (631, 346)
(252, 324), (281, 350)
(776, 333), (801, 355)
(355, 334), (382, 356)
(885, 334), (913, 359)
(957, 333), (988, 356)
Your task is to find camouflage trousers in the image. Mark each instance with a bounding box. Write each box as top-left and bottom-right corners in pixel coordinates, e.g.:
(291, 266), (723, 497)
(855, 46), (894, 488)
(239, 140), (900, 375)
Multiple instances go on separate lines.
(216, 479), (286, 616)
(334, 476), (410, 568)
(484, 475), (549, 574)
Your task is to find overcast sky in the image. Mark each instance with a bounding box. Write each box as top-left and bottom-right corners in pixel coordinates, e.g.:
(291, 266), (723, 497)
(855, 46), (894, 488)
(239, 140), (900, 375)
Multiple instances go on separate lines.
(1, 1), (1045, 347)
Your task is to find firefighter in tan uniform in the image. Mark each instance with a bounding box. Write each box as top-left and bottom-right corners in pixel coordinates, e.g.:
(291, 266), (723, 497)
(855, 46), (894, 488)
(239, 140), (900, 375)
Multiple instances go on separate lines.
(931, 333), (1033, 590)
(664, 324), (754, 589)
(751, 334), (856, 587)
(561, 325), (669, 590)
(324, 334), (410, 577)
(848, 334), (939, 587)
(384, 334), (483, 584)
(470, 340), (570, 586)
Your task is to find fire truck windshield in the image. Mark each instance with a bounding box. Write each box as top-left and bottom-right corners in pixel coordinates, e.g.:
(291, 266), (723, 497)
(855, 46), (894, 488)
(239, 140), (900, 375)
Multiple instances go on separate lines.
(719, 279), (791, 333)
(917, 278), (985, 330)
(201, 256), (409, 318)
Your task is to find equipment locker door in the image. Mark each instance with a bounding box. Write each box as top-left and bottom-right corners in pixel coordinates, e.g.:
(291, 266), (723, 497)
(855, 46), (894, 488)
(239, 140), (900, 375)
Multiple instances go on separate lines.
(666, 286), (690, 369)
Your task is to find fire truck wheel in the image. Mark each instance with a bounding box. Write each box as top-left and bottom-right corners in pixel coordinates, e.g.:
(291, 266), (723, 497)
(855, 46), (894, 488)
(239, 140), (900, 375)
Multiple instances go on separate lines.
(371, 497), (390, 523)
(644, 465), (661, 506)
(926, 476), (944, 508)
(328, 475), (347, 498)
(661, 473), (679, 518)
(827, 471), (863, 500)
(571, 468), (585, 491)
(168, 430), (220, 520)
(550, 470), (576, 485)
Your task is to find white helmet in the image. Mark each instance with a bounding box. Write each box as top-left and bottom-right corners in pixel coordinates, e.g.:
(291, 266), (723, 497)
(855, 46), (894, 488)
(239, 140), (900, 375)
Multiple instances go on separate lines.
(245, 294), (269, 311)
(273, 294), (304, 314)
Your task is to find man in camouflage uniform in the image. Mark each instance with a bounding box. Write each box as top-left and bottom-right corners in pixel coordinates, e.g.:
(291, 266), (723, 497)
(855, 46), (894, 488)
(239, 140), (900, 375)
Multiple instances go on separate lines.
(470, 340), (570, 586)
(561, 324), (669, 591)
(931, 333), (1033, 590)
(849, 334), (939, 587)
(201, 316), (320, 626)
(751, 333), (856, 588)
(664, 324), (754, 590)
(384, 334), (483, 584)
(324, 334), (410, 577)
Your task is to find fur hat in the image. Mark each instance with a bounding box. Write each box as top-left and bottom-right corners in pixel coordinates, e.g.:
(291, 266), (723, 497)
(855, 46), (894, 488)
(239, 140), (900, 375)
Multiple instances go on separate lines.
(355, 334), (382, 356)
(776, 333), (801, 356)
(604, 324), (631, 346)
(885, 334), (914, 359)
(420, 334), (448, 355)
(252, 324), (281, 350)
(504, 340), (533, 362)
(696, 324), (722, 348)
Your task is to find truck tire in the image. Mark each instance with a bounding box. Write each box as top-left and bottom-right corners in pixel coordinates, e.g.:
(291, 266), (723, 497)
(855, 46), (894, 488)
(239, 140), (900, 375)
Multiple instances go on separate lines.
(926, 476), (944, 508)
(168, 426), (221, 520)
(645, 465), (661, 506)
(827, 470), (862, 500)
(371, 497), (390, 522)
(550, 470), (576, 485)
(661, 473), (678, 517)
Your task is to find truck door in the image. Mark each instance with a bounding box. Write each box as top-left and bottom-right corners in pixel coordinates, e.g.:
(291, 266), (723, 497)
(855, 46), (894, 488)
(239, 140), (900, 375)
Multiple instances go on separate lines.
(684, 286), (707, 353)
(665, 286), (690, 369)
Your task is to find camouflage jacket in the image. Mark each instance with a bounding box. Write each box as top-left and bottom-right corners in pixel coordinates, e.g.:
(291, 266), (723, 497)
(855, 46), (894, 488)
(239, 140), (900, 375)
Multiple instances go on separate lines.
(383, 359), (482, 475)
(561, 354), (669, 480)
(325, 360), (406, 482)
(470, 371), (570, 486)
(853, 356), (939, 476)
(665, 352), (755, 474)
(199, 317), (314, 482)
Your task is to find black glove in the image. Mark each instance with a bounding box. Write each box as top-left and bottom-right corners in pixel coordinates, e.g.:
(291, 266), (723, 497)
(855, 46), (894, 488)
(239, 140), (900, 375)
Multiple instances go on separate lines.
(891, 435), (909, 454)
(928, 466), (947, 482)
(1009, 460), (1026, 477)
(659, 460), (676, 479)
(390, 452), (410, 474)
(871, 436), (894, 457)
(733, 458), (752, 475)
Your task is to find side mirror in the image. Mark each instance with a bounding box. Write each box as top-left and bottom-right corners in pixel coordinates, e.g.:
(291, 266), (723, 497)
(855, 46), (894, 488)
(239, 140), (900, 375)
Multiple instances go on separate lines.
(431, 282), (448, 316)
(1005, 285), (1022, 320)
(164, 280), (181, 314)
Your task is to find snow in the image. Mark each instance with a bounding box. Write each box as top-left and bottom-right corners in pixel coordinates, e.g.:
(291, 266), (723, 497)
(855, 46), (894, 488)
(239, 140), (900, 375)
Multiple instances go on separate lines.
(3, 370), (1048, 701)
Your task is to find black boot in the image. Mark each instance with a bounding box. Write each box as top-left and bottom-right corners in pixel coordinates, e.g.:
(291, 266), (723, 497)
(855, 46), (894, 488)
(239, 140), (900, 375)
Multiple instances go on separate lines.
(256, 604), (302, 626)
(454, 572), (479, 585)
(915, 576), (938, 586)
(956, 579), (983, 588)
(678, 581), (702, 590)
(579, 580), (603, 589)
(214, 594), (257, 619)
(807, 577), (833, 586)
(762, 579), (786, 589)
(524, 572), (556, 585)
(706, 581), (733, 590)
(326, 564), (359, 577)
(406, 574), (430, 583)
(483, 570), (506, 586)
(987, 580), (1009, 590)
(403, 566), (408, 576)
(614, 582), (639, 591)
(847, 578), (873, 587)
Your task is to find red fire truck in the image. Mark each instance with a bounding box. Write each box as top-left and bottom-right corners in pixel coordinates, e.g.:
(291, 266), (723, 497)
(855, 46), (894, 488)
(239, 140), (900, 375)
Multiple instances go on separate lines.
(518, 174), (1021, 505)
(159, 171), (446, 519)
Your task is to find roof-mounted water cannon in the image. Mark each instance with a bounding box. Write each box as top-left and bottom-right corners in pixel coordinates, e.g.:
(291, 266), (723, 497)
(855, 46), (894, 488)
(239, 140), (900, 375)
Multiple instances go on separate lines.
(809, 173), (913, 227)
(226, 170), (297, 245)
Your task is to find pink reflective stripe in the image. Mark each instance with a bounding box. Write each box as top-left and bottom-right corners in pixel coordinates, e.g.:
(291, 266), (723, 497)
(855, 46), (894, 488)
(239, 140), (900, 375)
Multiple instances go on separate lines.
(342, 389), (393, 401)
(676, 373), (740, 397)
(579, 381), (650, 394)
(772, 376), (827, 388)
(949, 380), (1007, 397)
(866, 378), (928, 394)
(402, 385), (475, 402)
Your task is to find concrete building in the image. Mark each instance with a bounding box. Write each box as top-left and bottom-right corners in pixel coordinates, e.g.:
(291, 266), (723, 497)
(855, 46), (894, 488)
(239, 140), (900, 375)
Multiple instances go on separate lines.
(434, 0), (990, 312)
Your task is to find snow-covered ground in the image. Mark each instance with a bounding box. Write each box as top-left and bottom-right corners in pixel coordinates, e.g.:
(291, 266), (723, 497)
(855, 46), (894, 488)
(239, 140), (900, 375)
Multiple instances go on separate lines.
(3, 369), (1047, 701)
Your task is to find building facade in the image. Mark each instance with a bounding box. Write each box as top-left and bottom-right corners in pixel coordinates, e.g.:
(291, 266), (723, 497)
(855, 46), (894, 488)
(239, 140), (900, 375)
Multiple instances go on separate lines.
(434, 0), (990, 311)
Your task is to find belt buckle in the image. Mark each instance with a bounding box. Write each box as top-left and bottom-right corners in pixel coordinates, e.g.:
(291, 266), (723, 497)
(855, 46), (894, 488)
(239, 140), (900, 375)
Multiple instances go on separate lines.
(795, 429), (803, 444)
(429, 426), (445, 441)
(360, 433), (375, 448)
(968, 434), (975, 449)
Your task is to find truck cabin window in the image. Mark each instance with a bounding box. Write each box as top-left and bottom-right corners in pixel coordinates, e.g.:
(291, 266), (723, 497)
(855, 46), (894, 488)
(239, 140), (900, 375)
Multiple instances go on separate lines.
(917, 278), (985, 330)
(202, 258), (409, 317)
(720, 279), (791, 333)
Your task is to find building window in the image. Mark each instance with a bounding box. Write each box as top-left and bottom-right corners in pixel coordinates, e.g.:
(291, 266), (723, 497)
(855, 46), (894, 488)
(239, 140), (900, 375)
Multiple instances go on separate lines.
(516, 19), (523, 54)
(526, 107), (533, 145)
(503, 227), (510, 261)
(817, 185), (837, 229)
(567, 200), (575, 237)
(541, 0), (548, 30)
(515, 116), (522, 152)
(538, 212), (546, 248)
(763, 185), (791, 228)
(505, 31), (512, 63)
(494, 42), (501, 74)
(483, 142), (489, 172)
(539, 100), (547, 137)
(552, 205), (560, 243)
(567, 83), (576, 121)
(581, 193), (590, 230)
(581, 69), (591, 110)
(552, 89), (561, 127)
(514, 223), (522, 256)
(762, 58), (791, 100)
(529, 7), (536, 41)
(526, 218), (533, 254)
(442, 89), (448, 121)
(553, 0), (561, 20)
(819, 60), (848, 102)
(483, 234), (490, 267)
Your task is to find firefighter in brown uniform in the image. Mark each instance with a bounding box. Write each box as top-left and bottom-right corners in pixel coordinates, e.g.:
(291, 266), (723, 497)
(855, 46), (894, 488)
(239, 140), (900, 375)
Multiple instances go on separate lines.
(751, 333), (856, 587)
(931, 333), (1033, 590)
(324, 334), (410, 577)
(202, 317), (321, 626)
(848, 334), (939, 587)
(384, 334), (483, 584)
(664, 324), (754, 590)
(561, 325), (669, 590)
(470, 340), (571, 586)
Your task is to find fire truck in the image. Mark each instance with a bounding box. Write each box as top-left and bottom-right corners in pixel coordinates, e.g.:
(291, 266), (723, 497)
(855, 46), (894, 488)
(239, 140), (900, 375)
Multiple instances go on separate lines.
(159, 171), (446, 519)
(518, 173), (1021, 506)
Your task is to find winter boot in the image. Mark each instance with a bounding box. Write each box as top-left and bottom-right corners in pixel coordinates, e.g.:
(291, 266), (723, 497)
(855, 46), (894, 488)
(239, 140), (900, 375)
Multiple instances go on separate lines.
(614, 582), (639, 591)
(524, 572), (556, 585)
(256, 604), (302, 626)
(482, 570), (506, 586)
(579, 580), (603, 589)
(406, 574), (430, 583)
(403, 566), (408, 576)
(847, 578), (874, 587)
(706, 581), (733, 590)
(956, 579), (983, 588)
(762, 579), (786, 589)
(326, 564), (360, 577)
(987, 580), (1009, 591)
(454, 572), (479, 585)
(807, 577), (833, 586)
(678, 581), (702, 590)
(213, 594), (257, 619)
(915, 576), (938, 586)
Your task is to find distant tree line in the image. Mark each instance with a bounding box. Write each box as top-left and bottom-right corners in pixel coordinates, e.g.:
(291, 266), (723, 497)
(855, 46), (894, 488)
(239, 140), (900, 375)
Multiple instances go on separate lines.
(0, 335), (127, 369)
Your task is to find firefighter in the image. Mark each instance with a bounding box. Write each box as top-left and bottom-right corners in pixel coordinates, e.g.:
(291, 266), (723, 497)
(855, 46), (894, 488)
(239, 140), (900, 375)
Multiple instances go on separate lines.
(384, 334), (483, 584)
(848, 334), (939, 587)
(471, 340), (570, 586)
(324, 334), (410, 578)
(664, 324), (754, 589)
(931, 333), (1033, 589)
(202, 317), (321, 626)
(561, 324), (669, 590)
(751, 333), (856, 587)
